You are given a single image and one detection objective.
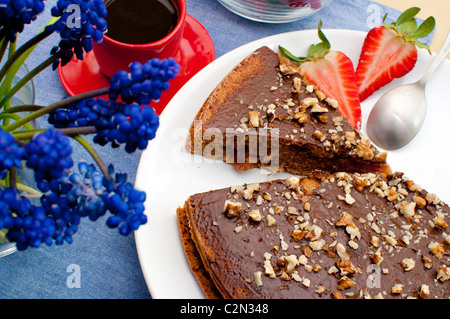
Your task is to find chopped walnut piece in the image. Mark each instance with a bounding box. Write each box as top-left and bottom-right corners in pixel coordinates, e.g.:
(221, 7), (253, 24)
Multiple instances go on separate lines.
(305, 225), (323, 242)
(336, 243), (350, 260)
(248, 111), (260, 128)
(302, 97), (319, 106)
(325, 97), (338, 108)
(264, 260), (276, 278)
(315, 285), (326, 295)
(292, 77), (302, 93)
(356, 137), (375, 161)
(437, 265), (450, 282)
(336, 212), (353, 227)
(285, 176), (300, 190)
(385, 188), (398, 202)
(249, 209), (262, 222)
(419, 284), (430, 299)
(284, 254), (299, 272)
(401, 258), (415, 272)
(331, 291), (344, 299)
(406, 180), (422, 192)
(242, 183), (260, 200)
(315, 90), (326, 101)
(223, 200), (242, 218)
(370, 251), (383, 265)
(344, 132), (357, 145)
(302, 278), (311, 288)
(313, 130), (326, 142)
(425, 193), (440, 205)
(396, 201), (416, 219)
(428, 241), (444, 259)
(337, 277), (355, 290)
(279, 62), (298, 75)
(432, 216), (448, 230)
(310, 104), (328, 113)
(291, 229), (308, 242)
(309, 239), (326, 251)
(413, 195), (427, 209)
(267, 214), (276, 227)
(295, 112), (308, 124)
(336, 260), (357, 276)
(374, 151), (387, 162)
(262, 192), (272, 201)
(391, 284), (403, 294)
(422, 256), (433, 269)
(383, 235), (397, 247)
(254, 271), (263, 286)
(317, 114), (328, 123)
(336, 212), (360, 240)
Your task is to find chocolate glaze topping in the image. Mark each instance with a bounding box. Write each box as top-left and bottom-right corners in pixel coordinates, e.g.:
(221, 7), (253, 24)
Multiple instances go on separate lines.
(187, 172), (450, 299)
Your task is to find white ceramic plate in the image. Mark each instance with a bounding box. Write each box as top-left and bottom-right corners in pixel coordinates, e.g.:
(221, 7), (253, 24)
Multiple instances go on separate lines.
(134, 29), (450, 299)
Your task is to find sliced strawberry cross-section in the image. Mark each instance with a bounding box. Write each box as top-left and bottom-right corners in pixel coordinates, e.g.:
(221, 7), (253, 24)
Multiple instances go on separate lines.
(279, 21), (361, 129)
(356, 7), (435, 102)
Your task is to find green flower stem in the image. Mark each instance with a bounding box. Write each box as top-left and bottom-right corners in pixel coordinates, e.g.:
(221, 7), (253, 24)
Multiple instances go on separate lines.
(12, 126), (97, 140)
(0, 54), (57, 108)
(72, 135), (109, 179)
(1, 104), (43, 113)
(16, 182), (42, 197)
(0, 113), (34, 130)
(9, 167), (17, 189)
(0, 28), (53, 84)
(0, 38), (9, 63)
(2, 86), (110, 133)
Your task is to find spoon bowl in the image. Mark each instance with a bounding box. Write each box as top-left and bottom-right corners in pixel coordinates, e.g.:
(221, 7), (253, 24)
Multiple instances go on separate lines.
(366, 31), (450, 150)
(367, 82), (427, 150)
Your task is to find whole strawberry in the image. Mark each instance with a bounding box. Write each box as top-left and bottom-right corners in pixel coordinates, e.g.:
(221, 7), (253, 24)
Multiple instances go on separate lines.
(279, 21), (361, 129)
(356, 7), (435, 102)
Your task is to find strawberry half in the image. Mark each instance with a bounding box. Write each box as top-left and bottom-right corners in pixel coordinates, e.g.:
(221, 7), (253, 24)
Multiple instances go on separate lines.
(279, 21), (361, 129)
(356, 7), (435, 102)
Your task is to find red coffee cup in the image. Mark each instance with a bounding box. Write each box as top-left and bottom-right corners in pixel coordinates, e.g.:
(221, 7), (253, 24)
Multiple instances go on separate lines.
(93, 0), (187, 79)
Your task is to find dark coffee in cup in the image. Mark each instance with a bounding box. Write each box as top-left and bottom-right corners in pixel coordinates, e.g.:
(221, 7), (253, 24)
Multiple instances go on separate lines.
(105, 0), (178, 45)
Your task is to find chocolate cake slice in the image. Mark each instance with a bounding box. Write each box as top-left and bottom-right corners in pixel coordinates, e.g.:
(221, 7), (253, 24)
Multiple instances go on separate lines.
(177, 171), (450, 299)
(186, 46), (391, 175)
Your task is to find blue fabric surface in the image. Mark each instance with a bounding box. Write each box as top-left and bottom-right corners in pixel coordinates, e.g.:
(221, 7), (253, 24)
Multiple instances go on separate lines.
(0, 0), (431, 299)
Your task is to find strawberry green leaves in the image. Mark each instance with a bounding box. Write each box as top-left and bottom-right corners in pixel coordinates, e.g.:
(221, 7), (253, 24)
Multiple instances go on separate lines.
(279, 20), (330, 62)
(383, 6), (435, 53)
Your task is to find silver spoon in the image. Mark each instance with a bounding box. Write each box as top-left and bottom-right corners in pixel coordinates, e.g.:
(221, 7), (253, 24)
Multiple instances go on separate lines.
(366, 31), (450, 150)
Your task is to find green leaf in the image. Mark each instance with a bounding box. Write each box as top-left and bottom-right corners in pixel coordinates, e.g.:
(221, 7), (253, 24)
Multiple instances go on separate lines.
(412, 16), (436, 39)
(278, 46), (306, 63)
(317, 20), (331, 50)
(395, 7), (420, 26)
(398, 19), (417, 35)
(415, 41), (432, 54)
(312, 42), (330, 58)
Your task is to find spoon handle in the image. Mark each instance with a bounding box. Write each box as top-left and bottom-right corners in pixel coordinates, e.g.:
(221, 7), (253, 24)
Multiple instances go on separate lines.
(418, 30), (450, 87)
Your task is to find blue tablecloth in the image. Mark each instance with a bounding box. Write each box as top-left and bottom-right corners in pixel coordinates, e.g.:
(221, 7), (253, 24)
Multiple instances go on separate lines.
(0, 0), (432, 299)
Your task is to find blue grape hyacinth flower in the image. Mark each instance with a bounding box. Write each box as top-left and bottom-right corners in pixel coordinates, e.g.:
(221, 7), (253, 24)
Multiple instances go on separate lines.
(25, 127), (74, 186)
(0, 127), (26, 179)
(47, 0), (108, 68)
(0, 0), (46, 42)
(109, 58), (180, 105)
(48, 97), (160, 153)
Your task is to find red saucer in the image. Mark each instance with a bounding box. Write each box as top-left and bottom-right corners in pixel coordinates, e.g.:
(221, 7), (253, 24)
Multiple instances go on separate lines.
(58, 15), (215, 115)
